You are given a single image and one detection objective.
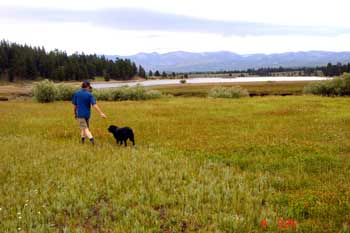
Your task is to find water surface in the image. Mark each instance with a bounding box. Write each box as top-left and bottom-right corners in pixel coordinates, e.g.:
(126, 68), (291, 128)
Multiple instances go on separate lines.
(92, 76), (329, 89)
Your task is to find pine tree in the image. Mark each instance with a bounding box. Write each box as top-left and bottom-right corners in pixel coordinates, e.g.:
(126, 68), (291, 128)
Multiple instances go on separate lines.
(138, 65), (146, 78)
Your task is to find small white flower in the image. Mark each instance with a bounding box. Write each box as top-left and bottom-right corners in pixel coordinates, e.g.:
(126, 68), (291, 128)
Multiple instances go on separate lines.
(18, 227), (21, 231)
(18, 216), (22, 219)
(0, 207), (2, 211)
(37, 211), (41, 214)
(24, 204), (28, 207)
(17, 212), (21, 215)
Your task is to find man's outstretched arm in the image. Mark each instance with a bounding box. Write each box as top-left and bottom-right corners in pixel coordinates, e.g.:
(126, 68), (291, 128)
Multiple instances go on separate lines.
(92, 104), (106, 118)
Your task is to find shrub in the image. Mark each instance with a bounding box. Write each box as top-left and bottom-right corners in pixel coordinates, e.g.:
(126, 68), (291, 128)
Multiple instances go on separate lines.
(303, 81), (331, 96)
(94, 85), (163, 101)
(127, 85), (147, 100)
(56, 84), (79, 101)
(339, 72), (350, 95)
(208, 86), (249, 98)
(180, 79), (186, 84)
(126, 85), (163, 100)
(93, 88), (112, 101)
(145, 90), (163, 99)
(32, 79), (58, 103)
(109, 86), (129, 101)
(303, 73), (350, 96)
(32, 81), (163, 102)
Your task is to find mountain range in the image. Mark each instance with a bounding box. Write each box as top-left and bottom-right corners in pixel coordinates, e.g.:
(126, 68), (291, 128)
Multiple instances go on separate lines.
(105, 51), (350, 72)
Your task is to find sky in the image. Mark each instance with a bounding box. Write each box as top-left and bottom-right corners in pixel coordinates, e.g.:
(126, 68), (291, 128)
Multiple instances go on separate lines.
(1, 0), (350, 55)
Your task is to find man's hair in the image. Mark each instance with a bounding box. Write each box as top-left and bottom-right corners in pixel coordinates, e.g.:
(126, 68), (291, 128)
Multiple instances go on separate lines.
(82, 81), (92, 89)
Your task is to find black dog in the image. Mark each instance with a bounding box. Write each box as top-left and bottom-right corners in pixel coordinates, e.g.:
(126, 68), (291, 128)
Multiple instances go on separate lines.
(108, 125), (135, 146)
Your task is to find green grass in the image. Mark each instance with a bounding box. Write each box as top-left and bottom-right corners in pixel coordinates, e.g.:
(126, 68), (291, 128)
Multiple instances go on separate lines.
(153, 81), (311, 97)
(0, 80), (312, 99)
(1, 96), (350, 232)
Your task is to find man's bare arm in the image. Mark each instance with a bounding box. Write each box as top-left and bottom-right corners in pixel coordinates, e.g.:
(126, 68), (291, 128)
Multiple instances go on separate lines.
(92, 104), (106, 118)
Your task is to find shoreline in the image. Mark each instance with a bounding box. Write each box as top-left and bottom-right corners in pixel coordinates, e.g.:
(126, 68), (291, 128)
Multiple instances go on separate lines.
(0, 76), (330, 99)
(92, 76), (330, 89)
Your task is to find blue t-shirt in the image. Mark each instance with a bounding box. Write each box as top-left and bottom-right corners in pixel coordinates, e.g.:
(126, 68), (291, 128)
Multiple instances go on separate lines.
(72, 89), (96, 118)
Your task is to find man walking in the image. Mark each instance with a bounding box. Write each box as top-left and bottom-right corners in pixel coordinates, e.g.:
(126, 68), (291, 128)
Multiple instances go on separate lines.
(72, 81), (106, 145)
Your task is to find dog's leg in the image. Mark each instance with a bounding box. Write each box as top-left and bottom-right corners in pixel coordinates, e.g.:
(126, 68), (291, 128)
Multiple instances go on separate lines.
(124, 140), (127, 147)
(130, 136), (135, 146)
(130, 132), (135, 146)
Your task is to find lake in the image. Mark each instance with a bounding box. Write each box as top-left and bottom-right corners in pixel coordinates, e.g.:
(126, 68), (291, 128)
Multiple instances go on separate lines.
(92, 76), (330, 89)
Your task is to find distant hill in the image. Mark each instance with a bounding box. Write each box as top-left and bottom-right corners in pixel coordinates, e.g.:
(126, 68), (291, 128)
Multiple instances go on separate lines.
(105, 51), (350, 72)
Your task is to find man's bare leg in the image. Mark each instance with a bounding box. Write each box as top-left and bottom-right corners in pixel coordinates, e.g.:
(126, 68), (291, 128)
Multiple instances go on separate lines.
(83, 128), (94, 145)
(81, 129), (86, 143)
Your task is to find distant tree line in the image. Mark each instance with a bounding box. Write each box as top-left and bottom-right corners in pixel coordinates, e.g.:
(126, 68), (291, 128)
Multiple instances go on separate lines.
(0, 40), (147, 82)
(321, 62), (350, 77)
(148, 70), (187, 79)
(140, 62), (350, 79)
(169, 63), (350, 77)
(243, 63), (350, 77)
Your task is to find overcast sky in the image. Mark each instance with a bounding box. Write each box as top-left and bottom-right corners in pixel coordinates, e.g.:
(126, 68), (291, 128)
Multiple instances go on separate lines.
(1, 0), (350, 55)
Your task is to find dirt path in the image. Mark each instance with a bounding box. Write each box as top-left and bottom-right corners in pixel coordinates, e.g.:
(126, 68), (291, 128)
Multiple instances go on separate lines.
(0, 84), (31, 99)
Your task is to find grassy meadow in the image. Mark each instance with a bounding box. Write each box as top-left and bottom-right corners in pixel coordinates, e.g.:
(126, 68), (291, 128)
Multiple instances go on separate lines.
(1, 96), (350, 232)
(0, 80), (311, 99)
(153, 81), (311, 97)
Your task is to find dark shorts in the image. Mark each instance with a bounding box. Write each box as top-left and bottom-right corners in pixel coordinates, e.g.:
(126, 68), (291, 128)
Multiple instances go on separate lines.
(77, 118), (90, 129)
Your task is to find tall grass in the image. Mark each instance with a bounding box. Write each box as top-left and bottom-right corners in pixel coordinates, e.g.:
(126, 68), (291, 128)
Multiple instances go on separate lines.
(1, 96), (350, 232)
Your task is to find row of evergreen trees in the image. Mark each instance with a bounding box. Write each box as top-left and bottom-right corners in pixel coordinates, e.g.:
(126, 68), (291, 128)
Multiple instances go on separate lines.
(186, 63), (350, 77)
(321, 63), (350, 77)
(244, 63), (350, 77)
(0, 40), (147, 82)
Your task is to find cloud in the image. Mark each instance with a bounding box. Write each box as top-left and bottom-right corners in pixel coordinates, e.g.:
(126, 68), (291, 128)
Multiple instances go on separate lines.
(1, 6), (349, 37)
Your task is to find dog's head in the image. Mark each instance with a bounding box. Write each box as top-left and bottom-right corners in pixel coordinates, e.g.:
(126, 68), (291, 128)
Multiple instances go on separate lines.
(108, 125), (118, 133)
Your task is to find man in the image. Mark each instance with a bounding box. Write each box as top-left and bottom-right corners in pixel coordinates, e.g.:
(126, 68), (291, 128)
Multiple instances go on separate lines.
(72, 81), (106, 145)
